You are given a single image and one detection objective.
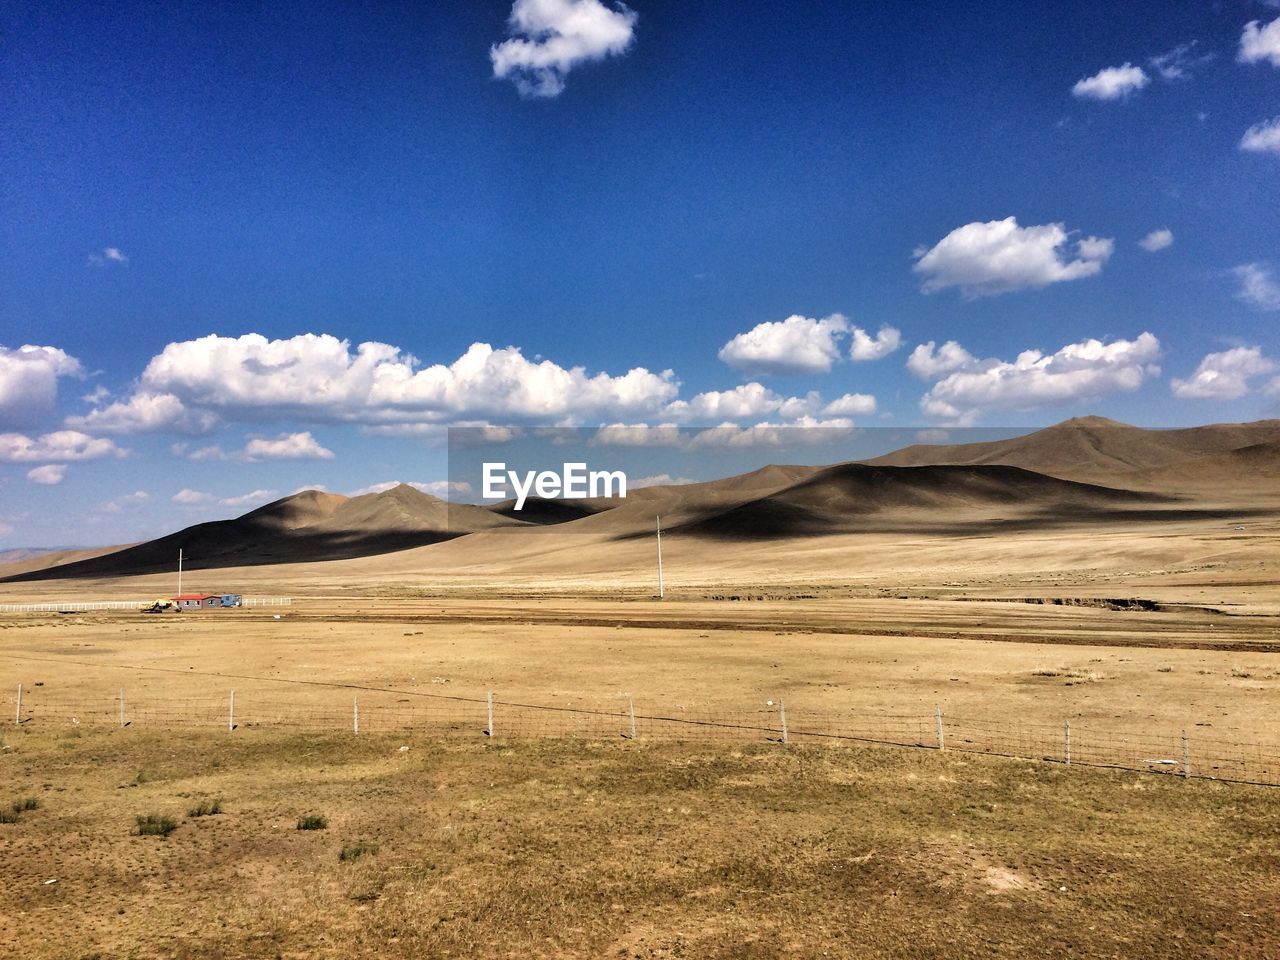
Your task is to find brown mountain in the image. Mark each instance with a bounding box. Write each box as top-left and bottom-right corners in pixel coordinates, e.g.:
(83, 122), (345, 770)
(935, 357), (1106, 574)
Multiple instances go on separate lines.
(1, 485), (522, 582)
(866, 416), (1280, 489)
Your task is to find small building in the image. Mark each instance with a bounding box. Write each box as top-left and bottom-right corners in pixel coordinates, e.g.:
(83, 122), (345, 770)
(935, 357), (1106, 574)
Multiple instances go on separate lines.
(218, 594), (242, 607)
(172, 594), (219, 610)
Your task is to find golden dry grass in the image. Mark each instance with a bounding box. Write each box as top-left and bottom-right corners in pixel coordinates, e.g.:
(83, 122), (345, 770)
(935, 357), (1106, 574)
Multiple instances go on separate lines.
(1, 729), (1276, 959)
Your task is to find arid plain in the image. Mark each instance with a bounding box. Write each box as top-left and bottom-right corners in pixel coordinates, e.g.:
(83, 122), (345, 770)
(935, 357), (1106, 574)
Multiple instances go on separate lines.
(2, 419), (1279, 958)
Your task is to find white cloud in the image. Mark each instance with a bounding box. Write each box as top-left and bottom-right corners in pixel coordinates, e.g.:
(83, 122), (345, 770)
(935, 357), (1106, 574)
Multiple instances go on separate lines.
(849, 325), (902, 362)
(919, 333), (1161, 424)
(0, 430), (123, 463)
(220, 489), (278, 508)
(87, 247), (128, 266)
(1171, 347), (1277, 400)
(27, 464), (66, 485)
(906, 340), (977, 379)
(718, 314), (849, 375)
(821, 393), (877, 416)
(1138, 228), (1174, 252)
(591, 423), (684, 447)
(664, 382), (820, 421)
(1240, 117), (1280, 155)
(1239, 17), (1280, 67)
(1149, 41), (1211, 80)
(1231, 263), (1280, 311)
(686, 417), (857, 450)
(67, 391), (218, 435)
(913, 217), (1113, 297)
(241, 432), (335, 461)
(121, 334), (676, 429)
(0, 345), (83, 427)
(1072, 63), (1150, 100)
(490, 0), (637, 98)
(172, 488), (214, 505)
(101, 490), (149, 513)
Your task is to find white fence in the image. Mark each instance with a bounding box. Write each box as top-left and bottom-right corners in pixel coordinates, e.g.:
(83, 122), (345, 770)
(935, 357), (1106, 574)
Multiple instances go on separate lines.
(0, 597), (292, 613)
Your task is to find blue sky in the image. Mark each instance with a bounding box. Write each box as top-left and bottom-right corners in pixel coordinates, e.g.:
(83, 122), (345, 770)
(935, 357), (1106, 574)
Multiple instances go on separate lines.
(1, 0), (1279, 547)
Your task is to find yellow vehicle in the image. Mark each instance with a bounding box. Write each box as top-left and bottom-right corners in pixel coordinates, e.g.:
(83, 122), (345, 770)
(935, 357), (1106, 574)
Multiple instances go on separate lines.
(139, 599), (175, 613)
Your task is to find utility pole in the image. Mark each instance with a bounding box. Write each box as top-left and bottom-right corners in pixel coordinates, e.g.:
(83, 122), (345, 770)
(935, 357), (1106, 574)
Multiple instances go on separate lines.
(177, 548), (183, 597)
(656, 515), (664, 600)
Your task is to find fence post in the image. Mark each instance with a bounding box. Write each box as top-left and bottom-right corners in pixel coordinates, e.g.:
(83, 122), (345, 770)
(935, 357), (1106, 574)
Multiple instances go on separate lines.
(228, 690), (235, 731)
(14, 684), (20, 725)
(1064, 720), (1071, 766)
(119, 688), (126, 728)
(628, 695), (637, 740)
(353, 697), (359, 735)
(779, 698), (789, 745)
(1182, 729), (1190, 780)
(935, 705), (945, 751)
(486, 691), (494, 738)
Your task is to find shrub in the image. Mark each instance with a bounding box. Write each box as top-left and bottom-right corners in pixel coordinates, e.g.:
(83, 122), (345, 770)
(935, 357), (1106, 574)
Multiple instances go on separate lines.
(135, 813), (177, 837)
(0, 809), (19, 824)
(296, 815), (328, 831)
(12, 797), (39, 813)
(339, 840), (379, 862)
(187, 799), (223, 818)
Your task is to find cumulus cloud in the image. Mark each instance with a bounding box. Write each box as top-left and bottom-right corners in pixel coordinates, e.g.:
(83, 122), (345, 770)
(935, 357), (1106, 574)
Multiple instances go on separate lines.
(87, 247), (128, 266)
(92, 334), (676, 433)
(913, 218), (1113, 297)
(490, 0), (637, 98)
(220, 489), (279, 508)
(685, 417), (857, 450)
(591, 423), (684, 447)
(172, 488), (214, 505)
(27, 464), (66, 485)
(1240, 117), (1280, 155)
(1239, 16), (1280, 67)
(242, 432), (335, 461)
(172, 487), (281, 509)
(718, 314), (850, 375)
(821, 393), (877, 416)
(1072, 63), (1150, 100)
(1138, 228), (1174, 252)
(0, 345), (83, 427)
(0, 430), (122, 463)
(849, 325), (902, 362)
(919, 333), (1161, 424)
(1231, 263), (1280, 310)
(67, 391), (218, 435)
(664, 382), (820, 421)
(630, 474), (696, 488)
(906, 341), (978, 379)
(100, 490), (149, 513)
(1171, 347), (1277, 400)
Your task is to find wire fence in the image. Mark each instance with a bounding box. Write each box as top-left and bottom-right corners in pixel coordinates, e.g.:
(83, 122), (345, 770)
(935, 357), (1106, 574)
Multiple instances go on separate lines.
(8, 684), (1278, 788)
(0, 597), (292, 613)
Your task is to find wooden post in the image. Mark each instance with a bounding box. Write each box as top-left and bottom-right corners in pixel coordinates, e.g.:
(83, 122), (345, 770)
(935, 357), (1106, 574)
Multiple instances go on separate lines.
(1064, 720), (1071, 766)
(228, 690), (235, 731)
(935, 705), (945, 751)
(1182, 730), (1190, 780)
(14, 684), (20, 725)
(628, 695), (637, 740)
(119, 688), (126, 728)
(486, 691), (494, 738)
(779, 698), (788, 745)
(656, 515), (664, 600)
(353, 697), (359, 735)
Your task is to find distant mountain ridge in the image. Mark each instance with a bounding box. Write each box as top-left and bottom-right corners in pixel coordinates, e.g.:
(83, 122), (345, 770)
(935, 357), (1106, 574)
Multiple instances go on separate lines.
(3, 417), (1277, 581)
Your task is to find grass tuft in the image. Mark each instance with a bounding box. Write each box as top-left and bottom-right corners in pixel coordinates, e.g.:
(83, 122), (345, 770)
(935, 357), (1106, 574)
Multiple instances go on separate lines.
(339, 840), (379, 862)
(0, 809), (19, 824)
(187, 798), (223, 818)
(296, 814), (328, 831)
(135, 813), (177, 838)
(12, 797), (39, 813)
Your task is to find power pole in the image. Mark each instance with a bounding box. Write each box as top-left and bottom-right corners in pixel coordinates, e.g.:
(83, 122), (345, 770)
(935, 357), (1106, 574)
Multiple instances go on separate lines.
(177, 548), (183, 597)
(656, 515), (664, 600)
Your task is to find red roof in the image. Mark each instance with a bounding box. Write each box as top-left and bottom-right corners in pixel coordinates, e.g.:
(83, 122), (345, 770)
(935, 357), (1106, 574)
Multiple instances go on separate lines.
(172, 594), (216, 600)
